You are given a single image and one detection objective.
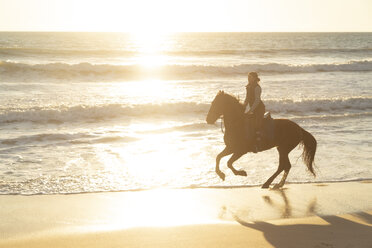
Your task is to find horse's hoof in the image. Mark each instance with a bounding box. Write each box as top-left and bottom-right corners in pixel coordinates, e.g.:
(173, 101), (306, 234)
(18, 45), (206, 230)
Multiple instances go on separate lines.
(237, 170), (247, 177)
(272, 184), (282, 190)
(261, 184), (270, 189)
(217, 172), (226, 181)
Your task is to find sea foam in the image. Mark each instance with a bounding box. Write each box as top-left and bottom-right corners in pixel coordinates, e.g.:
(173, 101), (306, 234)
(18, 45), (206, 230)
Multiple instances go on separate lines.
(1, 60), (372, 82)
(1, 97), (371, 124)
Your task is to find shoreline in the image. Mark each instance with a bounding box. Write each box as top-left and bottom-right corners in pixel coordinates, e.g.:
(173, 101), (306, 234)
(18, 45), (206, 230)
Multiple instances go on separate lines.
(1, 180), (372, 247)
(2, 178), (372, 196)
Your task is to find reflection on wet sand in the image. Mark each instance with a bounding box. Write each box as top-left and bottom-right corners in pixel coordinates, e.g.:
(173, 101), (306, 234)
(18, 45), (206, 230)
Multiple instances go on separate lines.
(225, 188), (317, 220)
(225, 188), (372, 247)
(262, 189), (294, 218)
(262, 189), (317, 218)
(219, 187), (320, 223)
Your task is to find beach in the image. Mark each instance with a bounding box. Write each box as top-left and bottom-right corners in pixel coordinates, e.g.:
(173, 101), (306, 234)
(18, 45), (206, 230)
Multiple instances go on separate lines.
(1, 181), (372, 248)
(1, 32), (372, 247)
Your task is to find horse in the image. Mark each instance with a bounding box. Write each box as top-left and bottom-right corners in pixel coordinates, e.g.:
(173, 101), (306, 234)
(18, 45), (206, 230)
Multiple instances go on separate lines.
(206, 90), (317, 189)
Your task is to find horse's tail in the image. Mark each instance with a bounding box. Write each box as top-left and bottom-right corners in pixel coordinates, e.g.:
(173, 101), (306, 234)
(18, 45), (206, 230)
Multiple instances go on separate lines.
(300, 128), (317, 176)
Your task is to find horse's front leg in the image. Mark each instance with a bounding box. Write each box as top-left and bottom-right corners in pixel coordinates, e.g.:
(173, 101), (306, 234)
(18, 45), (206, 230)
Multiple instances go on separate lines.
(215, 147), (233, 180)
(227, 152), (247, 177)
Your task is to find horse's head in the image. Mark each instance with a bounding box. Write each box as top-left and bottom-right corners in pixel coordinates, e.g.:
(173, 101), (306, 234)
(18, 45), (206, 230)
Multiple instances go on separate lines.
(206, 90), (226, 124)
(206, 90), (244, 124)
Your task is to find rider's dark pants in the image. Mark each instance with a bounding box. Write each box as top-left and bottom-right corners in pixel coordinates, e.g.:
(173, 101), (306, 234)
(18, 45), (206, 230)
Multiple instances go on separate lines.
(245, 103), (265, 148)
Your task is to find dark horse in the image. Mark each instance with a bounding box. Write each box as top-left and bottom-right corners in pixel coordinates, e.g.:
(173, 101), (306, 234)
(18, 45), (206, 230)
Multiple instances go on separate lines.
(206, 91), (317, 189)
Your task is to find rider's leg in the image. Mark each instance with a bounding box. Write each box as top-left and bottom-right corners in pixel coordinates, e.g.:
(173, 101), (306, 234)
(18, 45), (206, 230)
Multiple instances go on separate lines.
(254, 107), (265, 151)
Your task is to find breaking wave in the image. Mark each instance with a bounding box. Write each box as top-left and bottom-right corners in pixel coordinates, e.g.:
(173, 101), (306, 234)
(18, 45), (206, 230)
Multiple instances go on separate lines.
(266, 97), (372, 115)
(0, 102), (209, 123)
(1, 97), (371, 124)
(0, 132), (139, 147)
(1, 47), (372, 57)
(1, 60), (372, 82)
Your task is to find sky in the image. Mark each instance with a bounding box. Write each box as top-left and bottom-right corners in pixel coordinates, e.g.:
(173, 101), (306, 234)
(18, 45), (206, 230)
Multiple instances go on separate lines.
(0, 0), (371, 32)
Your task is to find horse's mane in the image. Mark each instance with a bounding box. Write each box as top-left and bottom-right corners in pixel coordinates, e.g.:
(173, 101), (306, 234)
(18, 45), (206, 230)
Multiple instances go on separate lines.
(215, 91), (245, 116)
(221, 92), (244, 108)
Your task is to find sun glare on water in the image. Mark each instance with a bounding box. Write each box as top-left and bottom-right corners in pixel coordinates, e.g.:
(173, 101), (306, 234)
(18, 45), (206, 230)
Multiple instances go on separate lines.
(103, 32), (185, 190)
(112, 32), (176, 101)
(130, 31), (171, 67)
(119, 79), (174, 103)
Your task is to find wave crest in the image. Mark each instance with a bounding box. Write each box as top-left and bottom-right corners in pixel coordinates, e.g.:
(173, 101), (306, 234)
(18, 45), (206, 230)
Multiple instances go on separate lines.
(2, 47), (372, 57)
(0, 97), (371, 124)
(267, 97), (372, 114)
(0, 102), (209, 124)
(1, 60), (372, 82)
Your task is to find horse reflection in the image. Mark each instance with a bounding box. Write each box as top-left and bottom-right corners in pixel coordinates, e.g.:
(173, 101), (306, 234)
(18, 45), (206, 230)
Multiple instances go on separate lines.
(262, 189), (317, 219)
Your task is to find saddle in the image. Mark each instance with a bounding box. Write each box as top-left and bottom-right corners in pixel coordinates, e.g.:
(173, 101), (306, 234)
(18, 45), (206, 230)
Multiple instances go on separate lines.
(256, 112), (275, 150)
(245, 112), (275, 151)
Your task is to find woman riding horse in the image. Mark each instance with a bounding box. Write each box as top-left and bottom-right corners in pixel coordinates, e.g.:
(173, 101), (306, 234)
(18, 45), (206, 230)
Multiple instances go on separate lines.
(244, 72), (265, 152)
(206, 90), (317, 189)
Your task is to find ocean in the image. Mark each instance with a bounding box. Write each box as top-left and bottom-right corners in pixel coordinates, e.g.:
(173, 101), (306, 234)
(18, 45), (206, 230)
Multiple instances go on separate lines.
(0, 32), (371, 195)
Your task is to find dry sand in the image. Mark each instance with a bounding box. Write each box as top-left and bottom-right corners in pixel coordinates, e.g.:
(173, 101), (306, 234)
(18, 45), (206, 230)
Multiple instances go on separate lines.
(1, 181), (372, 248)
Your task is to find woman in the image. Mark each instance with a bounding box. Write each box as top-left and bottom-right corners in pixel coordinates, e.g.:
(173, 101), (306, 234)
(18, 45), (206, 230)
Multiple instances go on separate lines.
(244, 72), (265, 152)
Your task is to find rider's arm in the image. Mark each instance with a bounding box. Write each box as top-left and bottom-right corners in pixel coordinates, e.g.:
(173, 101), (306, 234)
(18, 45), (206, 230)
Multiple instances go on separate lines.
(243, 85), (249, 106)
(245, 86), (261, 114)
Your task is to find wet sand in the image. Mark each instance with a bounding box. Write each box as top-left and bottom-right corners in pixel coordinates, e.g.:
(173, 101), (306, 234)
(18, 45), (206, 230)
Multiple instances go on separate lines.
(1, 181), (372, 248)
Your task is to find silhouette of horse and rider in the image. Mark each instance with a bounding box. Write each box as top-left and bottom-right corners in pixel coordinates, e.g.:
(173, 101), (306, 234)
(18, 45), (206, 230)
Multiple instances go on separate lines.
(206, 72), (317, 189)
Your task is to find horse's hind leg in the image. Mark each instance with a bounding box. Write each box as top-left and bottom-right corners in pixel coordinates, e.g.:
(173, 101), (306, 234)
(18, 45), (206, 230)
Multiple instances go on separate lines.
(262, 149), (287, 189)
(227, 152), (247, 177)
(273, 152), (291, 189)
(215, 147), (233, 180)
(262, 166), (283, 189)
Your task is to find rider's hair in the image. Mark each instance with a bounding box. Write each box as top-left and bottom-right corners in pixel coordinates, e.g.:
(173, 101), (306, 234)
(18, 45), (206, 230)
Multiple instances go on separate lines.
(249, 72), (260, 83)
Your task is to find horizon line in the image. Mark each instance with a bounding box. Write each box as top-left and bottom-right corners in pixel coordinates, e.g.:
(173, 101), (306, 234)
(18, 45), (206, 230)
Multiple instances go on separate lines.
(1, 30), (372, 33)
